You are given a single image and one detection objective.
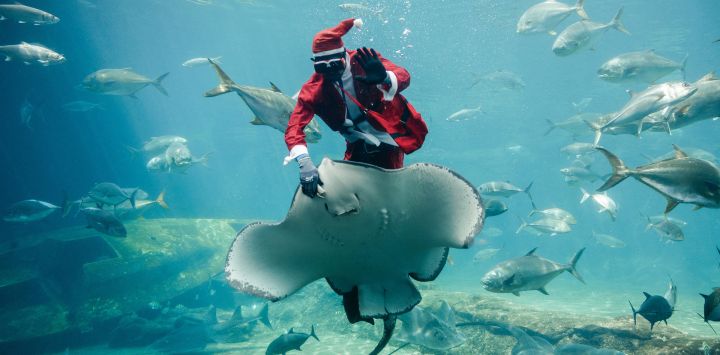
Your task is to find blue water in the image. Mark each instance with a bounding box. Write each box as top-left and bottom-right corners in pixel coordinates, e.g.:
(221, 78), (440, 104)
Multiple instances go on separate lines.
(1, 0), (719, 353)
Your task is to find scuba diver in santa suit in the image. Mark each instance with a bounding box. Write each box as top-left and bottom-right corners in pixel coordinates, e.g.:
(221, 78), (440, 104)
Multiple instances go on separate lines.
(284, 18), (428, 198)
(282, 18), (429, 355)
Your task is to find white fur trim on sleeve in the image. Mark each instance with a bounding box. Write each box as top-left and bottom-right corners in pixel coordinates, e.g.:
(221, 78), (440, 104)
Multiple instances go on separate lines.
(283, 145), (309, 165)
(377, 71), (398, 101)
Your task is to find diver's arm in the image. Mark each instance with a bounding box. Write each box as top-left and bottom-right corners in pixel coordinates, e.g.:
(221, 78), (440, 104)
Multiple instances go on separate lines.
(284, 85), (316, 165)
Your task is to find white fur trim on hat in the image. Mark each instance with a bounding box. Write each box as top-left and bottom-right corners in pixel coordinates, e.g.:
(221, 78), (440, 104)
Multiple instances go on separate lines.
(353, 18), (363, 29)
(313, 47), (346, 57)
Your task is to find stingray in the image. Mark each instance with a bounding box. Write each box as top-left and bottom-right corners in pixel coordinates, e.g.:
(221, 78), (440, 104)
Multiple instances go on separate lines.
(226, 159), (484, 354)
(394, 300), (466, 351)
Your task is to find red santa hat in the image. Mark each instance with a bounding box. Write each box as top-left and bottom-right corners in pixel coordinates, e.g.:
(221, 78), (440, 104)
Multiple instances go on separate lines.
(312, 18), (363, 57)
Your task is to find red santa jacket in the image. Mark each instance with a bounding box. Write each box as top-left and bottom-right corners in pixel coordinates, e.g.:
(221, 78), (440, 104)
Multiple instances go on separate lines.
(284, 49), (426, 159)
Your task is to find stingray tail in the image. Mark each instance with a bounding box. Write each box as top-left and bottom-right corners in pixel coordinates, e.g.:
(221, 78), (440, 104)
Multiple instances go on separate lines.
(566, 248), (585, 284)
(204, 59), (237, 97)
(629, 300), (638, 326)
(153, 72), (170, 96)
(595, 147), (631, 192)
(369, 315), (396, 355)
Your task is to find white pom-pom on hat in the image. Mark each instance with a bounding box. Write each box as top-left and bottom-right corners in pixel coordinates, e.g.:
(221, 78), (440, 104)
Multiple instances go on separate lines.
(353, 18), (364, 29)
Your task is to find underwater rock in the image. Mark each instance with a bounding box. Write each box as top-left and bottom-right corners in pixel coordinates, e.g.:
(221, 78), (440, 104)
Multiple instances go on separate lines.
(0, 218), (239, 353)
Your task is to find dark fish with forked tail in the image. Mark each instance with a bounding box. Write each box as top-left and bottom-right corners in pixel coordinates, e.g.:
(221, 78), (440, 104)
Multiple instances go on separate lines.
(265, 326), (318, 355)
(629, 280), (675, 331)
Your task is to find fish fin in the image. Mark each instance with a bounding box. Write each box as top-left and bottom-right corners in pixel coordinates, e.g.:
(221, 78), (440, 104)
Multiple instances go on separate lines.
(595, 147), (630, 192)
(269, 82), (282, 92)
(525, 247), (538, 256)
(515, 217), (527, 234)
(643, 292), (652, 299)
(152, 72), (170, 96)
(672, 144), (688, 159)
(259, 303), (272, 329)
(610, 7), (630, 35)
(537, 287), (549, 295)
(663, 319), (668, 325)
(503, 274), (517, 287)
(310, 324), (319, 341)
(665, 199), (680, 214)
(229, 306), (243, 322)
(575, 0), (589, 20)
(543, 119), (556, 136)
(583, 120), (602, 146)
(680, 54), (688, 81)
(693, 205), (703, 211)
(524, 182), (537, 209)
(249, 117), (265, 125)
(567, 248), (585, 283)
(512, 291), (520, 296)
(288, 327), (294, 334)
(204, 59), (237, 97)
(210, 56), (222, 64)
(129, 189), (138, 209)
(155, 190), (169, 209)
(629, 300), (637, 325)
(579, 187), (590, 204)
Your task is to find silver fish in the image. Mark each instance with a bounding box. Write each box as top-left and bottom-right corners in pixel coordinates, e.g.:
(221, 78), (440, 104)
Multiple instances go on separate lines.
(598, 50), (687, 84)
(265, 326), (319, 355)
(446, 106), (484, 121)
(0, 3), (59, 25)
(516, 217), (571, 236)
(517, 0), (588, 36)
(62, 100), (103, 112)
(560, 142), (596, 156)
(134, 136), (188, 154)
(481, 247), (585, 296)
(552, 8), (629, 56)
(544, 112), (601, 137)
(596, 145), (720, 213)
(0, 42), (65, 66)
(473, 248), (501, 263)
(470, 69), (525, 91)
(592, 231), (626, 248)
(645, 216), (684, 242)
(669, 72), (720, 129)
(590, 81), (697, 145)
(204, 60), (322, 143)
(478, 181), (532, 198)
(82, 68), (169, 97)
(88, 182), (138, 208)
(182, 56), (222, 68)
(529, 208), (576, 224)
(3, 199), (62, 222)
(580, 187), (618, 221)
(81, 207), (127, 238)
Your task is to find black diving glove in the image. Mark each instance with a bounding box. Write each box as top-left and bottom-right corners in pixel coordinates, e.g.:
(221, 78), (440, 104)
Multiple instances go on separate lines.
(298, 154), (322, 198)
(354, 47), (388, 85)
